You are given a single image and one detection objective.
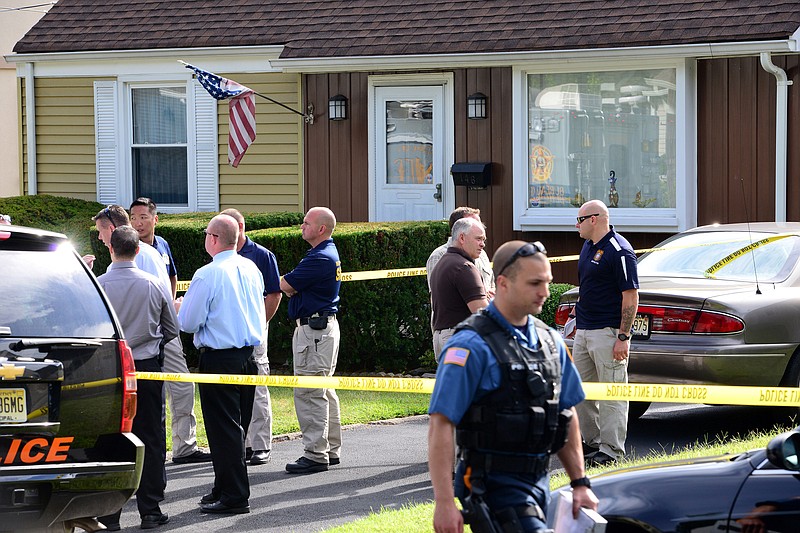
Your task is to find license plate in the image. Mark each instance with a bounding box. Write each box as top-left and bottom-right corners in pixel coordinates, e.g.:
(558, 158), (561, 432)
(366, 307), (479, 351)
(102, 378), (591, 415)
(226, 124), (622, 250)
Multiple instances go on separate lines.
(0, 389), (27, 422)
(632, 314), (650, 340)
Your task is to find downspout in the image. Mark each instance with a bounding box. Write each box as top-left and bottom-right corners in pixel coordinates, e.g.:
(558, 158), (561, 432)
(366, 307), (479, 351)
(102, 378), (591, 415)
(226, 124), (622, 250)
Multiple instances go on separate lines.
(24, 62), (37, 195)
(759, 52), (791, 222)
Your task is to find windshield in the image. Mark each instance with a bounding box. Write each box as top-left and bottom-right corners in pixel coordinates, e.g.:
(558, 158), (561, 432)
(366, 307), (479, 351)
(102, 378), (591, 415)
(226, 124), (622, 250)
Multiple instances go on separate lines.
(1, 247), (116, 338)
(637, 231), (800, 283)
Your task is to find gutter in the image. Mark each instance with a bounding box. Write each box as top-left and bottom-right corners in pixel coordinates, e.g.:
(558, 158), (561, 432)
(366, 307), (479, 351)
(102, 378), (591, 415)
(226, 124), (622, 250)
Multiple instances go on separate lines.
(759, 52), (792, 223)
(24, 62), (36, 196)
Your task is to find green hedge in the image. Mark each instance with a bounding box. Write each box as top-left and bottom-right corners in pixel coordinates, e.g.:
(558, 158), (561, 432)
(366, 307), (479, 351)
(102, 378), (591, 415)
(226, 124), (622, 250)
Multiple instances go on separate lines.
(0, 195), (575, 373)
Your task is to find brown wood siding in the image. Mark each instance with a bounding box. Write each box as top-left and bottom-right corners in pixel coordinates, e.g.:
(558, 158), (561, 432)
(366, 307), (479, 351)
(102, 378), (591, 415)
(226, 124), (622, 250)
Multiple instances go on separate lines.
(697, 55), (800, 225)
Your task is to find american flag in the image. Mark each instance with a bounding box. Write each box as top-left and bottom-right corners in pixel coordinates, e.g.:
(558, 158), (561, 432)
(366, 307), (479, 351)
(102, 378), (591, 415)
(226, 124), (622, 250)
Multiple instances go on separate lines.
(185, 63), (256, 168)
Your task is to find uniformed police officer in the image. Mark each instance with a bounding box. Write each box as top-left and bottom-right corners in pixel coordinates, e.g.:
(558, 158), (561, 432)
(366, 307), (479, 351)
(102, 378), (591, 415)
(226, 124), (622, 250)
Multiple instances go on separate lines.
(280, 207), (342, 474)
(428, 240), (598, 533)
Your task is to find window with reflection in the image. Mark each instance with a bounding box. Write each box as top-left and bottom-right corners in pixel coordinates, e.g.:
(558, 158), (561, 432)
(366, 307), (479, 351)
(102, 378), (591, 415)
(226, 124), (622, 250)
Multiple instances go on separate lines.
(385, 99), (434, 185)
(526, 69), (676, 210)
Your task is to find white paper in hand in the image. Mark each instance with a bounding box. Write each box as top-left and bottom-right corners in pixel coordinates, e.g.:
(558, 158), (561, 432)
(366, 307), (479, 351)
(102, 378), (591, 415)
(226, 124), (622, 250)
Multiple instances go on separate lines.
(552, 489), (607, 533)
(563, 317), (576, 339)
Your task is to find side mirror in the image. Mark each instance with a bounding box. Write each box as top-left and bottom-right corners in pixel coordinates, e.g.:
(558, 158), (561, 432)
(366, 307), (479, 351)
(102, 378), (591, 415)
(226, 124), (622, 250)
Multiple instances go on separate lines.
(766, 430), (800, 471)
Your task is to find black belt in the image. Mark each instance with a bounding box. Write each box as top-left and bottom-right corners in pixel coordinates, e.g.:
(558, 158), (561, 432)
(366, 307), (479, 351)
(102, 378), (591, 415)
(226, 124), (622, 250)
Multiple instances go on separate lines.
(297, 313), (336, 326)
(463, 450), (550, 476)
(198, 346), (252, 354)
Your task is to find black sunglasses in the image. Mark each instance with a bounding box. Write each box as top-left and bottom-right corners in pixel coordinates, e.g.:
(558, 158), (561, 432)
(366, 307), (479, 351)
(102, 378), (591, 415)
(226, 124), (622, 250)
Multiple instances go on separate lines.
(100, 205), (115, 225)
(496, 241), (547, 278)
(577, 213), (600, 224)
(203, 228), (219, 238)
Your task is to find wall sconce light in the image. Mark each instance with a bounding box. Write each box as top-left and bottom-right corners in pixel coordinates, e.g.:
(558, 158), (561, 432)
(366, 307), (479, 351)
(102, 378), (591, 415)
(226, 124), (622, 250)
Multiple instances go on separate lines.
(467, 92), (487, 120)
(329, 94), (347, 121)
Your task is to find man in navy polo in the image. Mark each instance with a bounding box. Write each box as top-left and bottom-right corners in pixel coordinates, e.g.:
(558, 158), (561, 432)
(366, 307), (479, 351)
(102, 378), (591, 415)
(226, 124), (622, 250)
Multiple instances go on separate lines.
(280, 207), (342, 474)
(573, 199), (639, 466)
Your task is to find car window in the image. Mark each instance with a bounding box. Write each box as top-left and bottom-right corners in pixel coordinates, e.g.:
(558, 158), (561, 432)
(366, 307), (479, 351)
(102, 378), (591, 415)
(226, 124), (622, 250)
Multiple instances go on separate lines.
(1, 245), (115, 338)
(638, 231), (800, 283)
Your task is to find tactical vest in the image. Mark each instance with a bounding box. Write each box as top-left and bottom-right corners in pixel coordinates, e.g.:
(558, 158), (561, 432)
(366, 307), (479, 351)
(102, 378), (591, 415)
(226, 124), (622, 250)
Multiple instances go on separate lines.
(455, 310), (573, 473)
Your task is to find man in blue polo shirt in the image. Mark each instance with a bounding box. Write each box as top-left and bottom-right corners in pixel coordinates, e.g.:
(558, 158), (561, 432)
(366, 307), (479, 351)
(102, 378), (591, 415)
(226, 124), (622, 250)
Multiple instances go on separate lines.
(130, 197), (211, 465)
(573, 199), (639, 466)
(280, 207), (342, 474)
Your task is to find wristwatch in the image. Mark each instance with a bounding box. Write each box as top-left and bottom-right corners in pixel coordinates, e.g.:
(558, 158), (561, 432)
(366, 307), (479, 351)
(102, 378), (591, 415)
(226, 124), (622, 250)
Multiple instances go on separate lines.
(617, 333), (630, 341)
(570, 476), (592, 489)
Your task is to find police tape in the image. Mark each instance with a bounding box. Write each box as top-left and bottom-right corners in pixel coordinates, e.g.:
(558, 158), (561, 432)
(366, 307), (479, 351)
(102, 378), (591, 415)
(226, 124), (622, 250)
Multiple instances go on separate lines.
(581, 382), (800, 407)
(134, 372), (800, 407)
(135, 372), (435, 394)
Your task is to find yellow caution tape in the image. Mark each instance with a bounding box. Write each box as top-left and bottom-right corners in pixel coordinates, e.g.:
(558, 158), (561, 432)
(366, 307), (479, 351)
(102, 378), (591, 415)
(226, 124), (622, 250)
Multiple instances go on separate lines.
(583, 382), (800, 407)
(703, 234), (793, 278)
(136, 372), (435, 394)
(135, 372), (800, 407)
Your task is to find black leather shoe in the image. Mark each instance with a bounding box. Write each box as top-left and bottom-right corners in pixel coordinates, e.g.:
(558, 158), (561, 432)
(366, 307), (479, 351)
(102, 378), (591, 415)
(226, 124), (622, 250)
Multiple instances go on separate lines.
(245, 447), (254, 461)
(249, 449), (271, 465)
(141, 513), (169, 529)
(582, 442), (599, 457)
(200, 501), (250, 514)
(285, 456), (328, 474)
(102, 523), (120, 532)
(329, 456), (340, 466)
(173, 450), (212, 464)
(199, 492), (219, 505)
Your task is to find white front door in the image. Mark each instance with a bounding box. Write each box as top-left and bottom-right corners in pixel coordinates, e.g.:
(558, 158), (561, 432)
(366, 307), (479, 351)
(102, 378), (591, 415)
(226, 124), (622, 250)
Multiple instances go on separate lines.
(374, 85), (448, 221)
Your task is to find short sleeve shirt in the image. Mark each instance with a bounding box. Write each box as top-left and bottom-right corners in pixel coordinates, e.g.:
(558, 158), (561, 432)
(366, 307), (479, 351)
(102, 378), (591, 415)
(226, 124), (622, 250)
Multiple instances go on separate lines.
(576, 226), (639, 330)
(239, 236), (281, 295)
(428, 302), (585, 427)
(429, 247), (487, 330)
(283, 239), (341, 320)
(152, 235), (177, 278)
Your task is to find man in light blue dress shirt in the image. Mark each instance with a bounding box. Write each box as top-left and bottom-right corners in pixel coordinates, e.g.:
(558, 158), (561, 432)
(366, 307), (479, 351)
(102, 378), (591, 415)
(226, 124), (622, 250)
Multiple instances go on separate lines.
(175, 214), (265, 515)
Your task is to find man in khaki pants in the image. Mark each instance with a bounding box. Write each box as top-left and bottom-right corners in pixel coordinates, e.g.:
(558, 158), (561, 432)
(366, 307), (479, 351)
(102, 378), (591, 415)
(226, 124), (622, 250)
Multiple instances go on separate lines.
(280, 207), (342, 474)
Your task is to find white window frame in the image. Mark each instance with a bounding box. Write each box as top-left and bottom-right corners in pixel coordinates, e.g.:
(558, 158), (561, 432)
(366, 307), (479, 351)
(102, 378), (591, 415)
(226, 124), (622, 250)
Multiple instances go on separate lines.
(512, 58), (696, 233)
(95, 75), (219, 213)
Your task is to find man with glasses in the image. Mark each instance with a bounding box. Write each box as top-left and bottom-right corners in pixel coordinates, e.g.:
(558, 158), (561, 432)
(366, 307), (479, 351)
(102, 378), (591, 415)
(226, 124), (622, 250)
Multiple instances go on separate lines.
(428, 240), (597, 532)
(429, 217), (490, 361)
(573, 199), (639, 466)
(129, 197), (211, 465)
(175, 214), (265, 514)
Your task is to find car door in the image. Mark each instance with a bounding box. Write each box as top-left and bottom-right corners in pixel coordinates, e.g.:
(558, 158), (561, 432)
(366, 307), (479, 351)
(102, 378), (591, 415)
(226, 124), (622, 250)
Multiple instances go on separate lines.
(728, 458), (800, 532)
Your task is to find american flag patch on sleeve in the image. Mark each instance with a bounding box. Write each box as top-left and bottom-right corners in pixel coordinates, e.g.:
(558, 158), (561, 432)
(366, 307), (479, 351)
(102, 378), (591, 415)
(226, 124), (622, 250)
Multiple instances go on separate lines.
(443, 347), (470, 366)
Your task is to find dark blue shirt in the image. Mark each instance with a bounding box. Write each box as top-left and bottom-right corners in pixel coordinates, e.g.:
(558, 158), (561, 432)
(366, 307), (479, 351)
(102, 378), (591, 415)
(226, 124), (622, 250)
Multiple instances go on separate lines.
(152, 235), (177, 278)
(576, 226), (639, 330)
(238, 236), (280, 295)
(283, 239), (341, 320)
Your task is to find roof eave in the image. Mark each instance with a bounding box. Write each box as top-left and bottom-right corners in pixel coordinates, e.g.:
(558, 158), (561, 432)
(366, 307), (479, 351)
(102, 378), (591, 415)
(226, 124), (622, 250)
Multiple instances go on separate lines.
(5, 44), (286, 64)
(270, 39), (800, 73)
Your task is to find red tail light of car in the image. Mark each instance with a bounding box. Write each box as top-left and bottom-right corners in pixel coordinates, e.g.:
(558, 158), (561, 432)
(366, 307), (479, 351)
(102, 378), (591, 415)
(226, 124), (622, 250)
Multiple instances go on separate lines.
(637, 305), (744, 334)
(555, 303), (575, 326)
(118, 340), (138, 433)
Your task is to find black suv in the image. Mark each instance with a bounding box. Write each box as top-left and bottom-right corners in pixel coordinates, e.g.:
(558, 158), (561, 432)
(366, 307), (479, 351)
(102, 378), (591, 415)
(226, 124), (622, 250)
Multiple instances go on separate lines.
(0, 225), (143, 531)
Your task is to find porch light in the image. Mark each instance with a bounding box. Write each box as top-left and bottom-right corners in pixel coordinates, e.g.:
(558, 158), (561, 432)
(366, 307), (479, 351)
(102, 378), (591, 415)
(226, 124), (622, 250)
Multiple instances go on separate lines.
(328, 94), (347, 121)
(467, 92), (487, 120)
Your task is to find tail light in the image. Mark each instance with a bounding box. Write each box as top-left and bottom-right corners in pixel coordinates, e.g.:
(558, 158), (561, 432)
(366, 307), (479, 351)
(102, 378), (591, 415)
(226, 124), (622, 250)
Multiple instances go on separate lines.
(118, 340), (137, 432)
(555, 303), (575, 327)
(637, 305), (744, 334)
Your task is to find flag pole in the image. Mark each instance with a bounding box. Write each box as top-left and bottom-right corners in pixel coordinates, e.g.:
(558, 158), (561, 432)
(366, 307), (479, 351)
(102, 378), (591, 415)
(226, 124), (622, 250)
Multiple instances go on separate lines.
(179, 60), (314, 124)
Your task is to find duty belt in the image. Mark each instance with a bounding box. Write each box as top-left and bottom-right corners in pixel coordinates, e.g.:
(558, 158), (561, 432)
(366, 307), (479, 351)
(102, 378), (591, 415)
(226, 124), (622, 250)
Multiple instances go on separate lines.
(463, 450), (550, 476)
(297, 313), (336, 326)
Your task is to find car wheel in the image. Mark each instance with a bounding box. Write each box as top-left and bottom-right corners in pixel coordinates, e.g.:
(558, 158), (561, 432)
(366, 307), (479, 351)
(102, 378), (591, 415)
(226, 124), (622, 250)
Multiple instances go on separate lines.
(628, 401), (651, 421)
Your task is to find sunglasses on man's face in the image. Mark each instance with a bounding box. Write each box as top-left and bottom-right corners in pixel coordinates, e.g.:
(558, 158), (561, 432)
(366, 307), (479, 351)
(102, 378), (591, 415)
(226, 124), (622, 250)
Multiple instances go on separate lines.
(576, 213), (600, 224)
(496, 241), (547, 278)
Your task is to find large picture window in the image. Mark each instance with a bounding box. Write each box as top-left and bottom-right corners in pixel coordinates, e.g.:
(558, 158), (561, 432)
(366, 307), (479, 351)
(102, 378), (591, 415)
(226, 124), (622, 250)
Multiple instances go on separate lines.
(514, 62), (691, 232)
(527, 69), (675, 210)
(131, 87), (188, 205)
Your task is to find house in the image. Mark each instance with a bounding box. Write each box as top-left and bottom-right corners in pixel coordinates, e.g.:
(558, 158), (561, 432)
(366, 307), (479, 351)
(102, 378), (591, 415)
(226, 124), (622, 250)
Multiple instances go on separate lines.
(9, 1), (800, 282)
(0, 0), (52, 196)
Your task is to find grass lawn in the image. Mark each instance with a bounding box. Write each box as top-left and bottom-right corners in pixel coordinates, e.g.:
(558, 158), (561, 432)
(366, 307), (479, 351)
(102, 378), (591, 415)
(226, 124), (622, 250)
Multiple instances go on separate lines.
(165, 385), (431, 450)
(321, 421), (796, 533)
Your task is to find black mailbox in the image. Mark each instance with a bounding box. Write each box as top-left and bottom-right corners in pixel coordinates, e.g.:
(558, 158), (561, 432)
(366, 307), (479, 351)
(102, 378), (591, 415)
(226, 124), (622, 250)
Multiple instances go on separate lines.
(451, 162), (492, 189)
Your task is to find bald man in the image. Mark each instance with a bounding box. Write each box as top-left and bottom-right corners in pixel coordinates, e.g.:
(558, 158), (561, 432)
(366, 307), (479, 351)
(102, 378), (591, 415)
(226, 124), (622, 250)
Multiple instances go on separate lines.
(280, 207), (343, 474)
(175, 214), (265, 514)
(573, 200), (639, 466)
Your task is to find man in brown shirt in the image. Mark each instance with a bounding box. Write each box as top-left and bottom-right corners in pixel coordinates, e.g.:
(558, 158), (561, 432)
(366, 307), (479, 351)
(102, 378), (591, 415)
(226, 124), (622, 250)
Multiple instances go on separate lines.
(429, 217), (490, 361)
